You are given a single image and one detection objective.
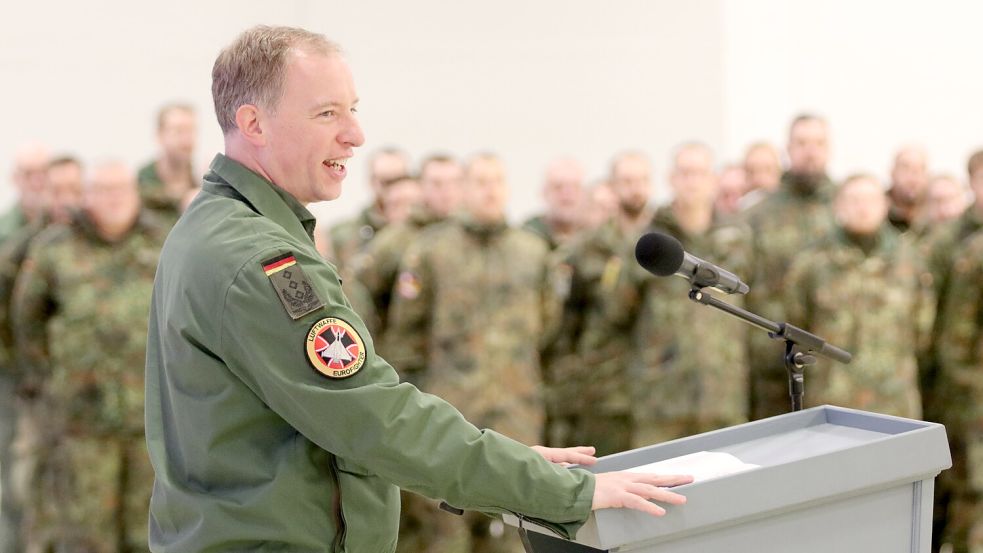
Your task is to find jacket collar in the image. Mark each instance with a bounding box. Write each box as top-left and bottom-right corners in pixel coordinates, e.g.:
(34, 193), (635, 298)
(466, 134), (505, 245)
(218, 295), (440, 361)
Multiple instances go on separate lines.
(205, 153), (317, 244)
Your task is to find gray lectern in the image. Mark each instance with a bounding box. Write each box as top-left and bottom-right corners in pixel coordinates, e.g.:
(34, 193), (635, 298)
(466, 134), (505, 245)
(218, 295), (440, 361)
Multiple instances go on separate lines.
(506, 405), (951, 553)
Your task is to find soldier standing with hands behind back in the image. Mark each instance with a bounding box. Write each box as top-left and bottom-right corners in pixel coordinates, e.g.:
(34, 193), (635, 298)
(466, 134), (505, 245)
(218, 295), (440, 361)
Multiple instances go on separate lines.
(145, 25), (691, 553)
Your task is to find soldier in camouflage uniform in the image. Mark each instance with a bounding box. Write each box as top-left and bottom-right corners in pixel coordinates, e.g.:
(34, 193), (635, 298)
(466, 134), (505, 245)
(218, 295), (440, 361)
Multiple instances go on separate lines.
(0, 156), (83, 551)
(543, 151), (654, 456)
(742, 114), (837, 419)
(921, 153), (983, 424)
(783, 174), (933, 419)
(0, 142), (50, 553)
(136, 103), (199, 228)
(522, 158), (586, 250)
(626, 143), (751, 447)
(886, 145), (930, 235)
(12, 161), (167, 553)
(352, 155), (463, 553)
(356, 154), (463, 349)
(386, 153), (549, 553)
(323, 147), (409, 271)
(928, 151), (983, 553)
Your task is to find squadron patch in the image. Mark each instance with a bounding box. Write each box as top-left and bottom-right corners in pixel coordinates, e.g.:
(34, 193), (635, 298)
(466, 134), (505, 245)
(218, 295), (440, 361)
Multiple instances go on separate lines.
(305, 317), (366, 379)
(261, 253), (324, 320)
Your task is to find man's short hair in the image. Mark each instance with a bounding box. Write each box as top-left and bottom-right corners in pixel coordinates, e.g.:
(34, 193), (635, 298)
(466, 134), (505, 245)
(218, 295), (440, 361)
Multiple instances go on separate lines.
(967, 149), (983, 179)
(789, 113), (827, 135)
(419, 153), (457, 177)
(837, 173), (882, 196)
(48, 155), (82, 170)
(609, 150), (649, 179)
(212, 25), (342, 134)
(157, 103), (195, 131)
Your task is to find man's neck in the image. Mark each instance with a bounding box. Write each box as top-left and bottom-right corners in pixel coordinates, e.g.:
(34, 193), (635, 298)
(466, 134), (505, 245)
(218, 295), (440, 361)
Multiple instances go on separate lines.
(617, 208), (650, 235)
(670, 200), (713, 236)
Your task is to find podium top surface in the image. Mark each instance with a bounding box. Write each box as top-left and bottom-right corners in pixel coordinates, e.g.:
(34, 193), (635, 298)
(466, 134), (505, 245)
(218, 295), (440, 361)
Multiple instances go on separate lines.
(510, 405), (951, 550)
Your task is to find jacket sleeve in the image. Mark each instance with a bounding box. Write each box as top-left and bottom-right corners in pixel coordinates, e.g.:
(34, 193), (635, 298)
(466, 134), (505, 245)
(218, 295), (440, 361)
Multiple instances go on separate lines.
(11, 242), (56, 392)
(218, 246), (595, 538)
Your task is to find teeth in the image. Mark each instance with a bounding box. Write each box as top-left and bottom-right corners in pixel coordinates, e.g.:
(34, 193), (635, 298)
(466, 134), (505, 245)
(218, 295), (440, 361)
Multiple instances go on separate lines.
(325, 159), (347, 169)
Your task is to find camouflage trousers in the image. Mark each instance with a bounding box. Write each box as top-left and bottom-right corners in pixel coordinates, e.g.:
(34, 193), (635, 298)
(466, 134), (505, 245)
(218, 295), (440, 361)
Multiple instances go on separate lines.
(22, 429), (154, 553)
(0, 377), (20, 553)
(936, 427), (983, 553)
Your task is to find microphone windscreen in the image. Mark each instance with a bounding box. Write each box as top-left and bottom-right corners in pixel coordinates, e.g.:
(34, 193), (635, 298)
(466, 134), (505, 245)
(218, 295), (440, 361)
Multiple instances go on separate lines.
(635, 232), (685, 276)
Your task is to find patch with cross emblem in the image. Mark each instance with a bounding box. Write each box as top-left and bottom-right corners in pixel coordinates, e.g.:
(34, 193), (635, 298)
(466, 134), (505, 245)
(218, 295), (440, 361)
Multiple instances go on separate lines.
(261, 252), (324, 320)
(305, 317), (366, 378)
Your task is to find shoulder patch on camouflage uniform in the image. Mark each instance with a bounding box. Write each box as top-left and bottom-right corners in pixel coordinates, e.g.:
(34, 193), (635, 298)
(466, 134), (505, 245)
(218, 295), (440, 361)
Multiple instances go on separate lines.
(305, 317), (366, 379)
(261, 252), (324, 320)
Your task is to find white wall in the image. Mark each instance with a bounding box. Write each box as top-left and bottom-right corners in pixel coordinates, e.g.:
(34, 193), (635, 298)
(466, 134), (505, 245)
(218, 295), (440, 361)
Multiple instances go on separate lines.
(720, 0), (983, 182)
(2, 1), (980, 226)
(0, 0), (724, 224)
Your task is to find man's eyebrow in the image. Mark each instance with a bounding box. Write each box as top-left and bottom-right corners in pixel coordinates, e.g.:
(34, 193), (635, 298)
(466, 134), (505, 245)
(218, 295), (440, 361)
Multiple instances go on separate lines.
(312, 99), (360, 111)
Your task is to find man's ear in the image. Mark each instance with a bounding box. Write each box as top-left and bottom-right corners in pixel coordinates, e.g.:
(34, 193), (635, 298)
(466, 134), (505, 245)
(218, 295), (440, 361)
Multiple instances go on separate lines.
(234, 104), (266, 147)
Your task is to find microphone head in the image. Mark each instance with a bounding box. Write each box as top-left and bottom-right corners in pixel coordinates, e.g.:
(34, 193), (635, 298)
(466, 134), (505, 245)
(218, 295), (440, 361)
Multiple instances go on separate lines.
(635, 232), (685, 277)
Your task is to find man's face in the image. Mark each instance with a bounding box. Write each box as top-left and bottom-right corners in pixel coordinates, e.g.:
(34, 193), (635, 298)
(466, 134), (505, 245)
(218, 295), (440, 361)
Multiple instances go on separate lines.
(745, 146), (781, 191)
(925, 176), (967, 224)
(890, 149), (928, 205)
(464, 157), (508, 224)
(46, 162), (83, 224)
(610, 156), (652, 218)
(420, 160), (463, 218)
(256, 50), (365, 204)
(381, 177), (422, 225)
(543, 161), (585, 226)
(971, 169), (983, 211)
(581, 183), (617, 229)
(787, 119), (829, 177)
(12, 146), (49, 215)
(159, 108), (197, 164)
(835, 177), (888, 236)
(669, 147), (717, 209)
(370, 153), (409, 198)
(84, 164), (141, 233)
(715, 166), (747, 216)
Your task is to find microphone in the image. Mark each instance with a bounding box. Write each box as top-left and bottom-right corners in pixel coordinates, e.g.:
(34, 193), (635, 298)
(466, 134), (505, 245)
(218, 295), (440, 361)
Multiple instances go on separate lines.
(634, 232), (749, 295)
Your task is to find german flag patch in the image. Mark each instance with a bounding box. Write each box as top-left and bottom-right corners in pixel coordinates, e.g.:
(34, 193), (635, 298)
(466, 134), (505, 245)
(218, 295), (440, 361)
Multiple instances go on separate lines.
(261, 252), (324, 320)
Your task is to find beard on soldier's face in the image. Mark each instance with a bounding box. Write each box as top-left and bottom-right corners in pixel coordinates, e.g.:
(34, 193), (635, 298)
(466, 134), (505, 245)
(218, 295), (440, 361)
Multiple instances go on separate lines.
(620, 198), (647, 218)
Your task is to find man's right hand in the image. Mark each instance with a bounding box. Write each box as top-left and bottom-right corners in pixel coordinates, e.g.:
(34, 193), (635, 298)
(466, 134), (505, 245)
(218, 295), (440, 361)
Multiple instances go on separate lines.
(591, 472), (693, 516)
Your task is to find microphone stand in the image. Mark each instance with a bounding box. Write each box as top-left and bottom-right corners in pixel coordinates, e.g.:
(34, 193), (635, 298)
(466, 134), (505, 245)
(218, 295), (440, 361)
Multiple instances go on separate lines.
(687, 287), (852, 412)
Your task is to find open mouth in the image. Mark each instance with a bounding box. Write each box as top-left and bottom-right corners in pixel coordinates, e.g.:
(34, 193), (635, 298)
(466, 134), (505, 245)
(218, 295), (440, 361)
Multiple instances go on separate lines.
(323, 158), (348, 175)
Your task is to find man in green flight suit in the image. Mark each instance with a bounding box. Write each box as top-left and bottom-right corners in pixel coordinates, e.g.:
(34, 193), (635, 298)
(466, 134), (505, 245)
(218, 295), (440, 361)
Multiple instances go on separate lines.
(145, 25), (690, 553)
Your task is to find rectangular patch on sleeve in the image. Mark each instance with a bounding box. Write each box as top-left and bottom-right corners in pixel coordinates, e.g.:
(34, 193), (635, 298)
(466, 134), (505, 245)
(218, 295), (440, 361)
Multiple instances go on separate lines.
(261, 253), (324, 320)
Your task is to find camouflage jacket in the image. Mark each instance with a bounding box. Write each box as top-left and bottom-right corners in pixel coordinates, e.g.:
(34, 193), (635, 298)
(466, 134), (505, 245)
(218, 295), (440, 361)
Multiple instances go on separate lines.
(0, 218), (47, 372)
(627, 207), (751, 436)
(12, 211), (167, 436)
(137, 160), (195, 228)
(934, 227), (983, 427)
(325, 204), (387, 272)
(352, 208), (444, 337)
(385, 216), (549, 443)
(545, 219), (647, 417)
(783, 226), (934, 418)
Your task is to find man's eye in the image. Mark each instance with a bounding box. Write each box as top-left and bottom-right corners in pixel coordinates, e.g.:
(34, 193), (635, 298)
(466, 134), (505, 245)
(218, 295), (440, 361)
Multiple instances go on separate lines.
(350, 107), (358, 114)
(320, 111), (335, 118)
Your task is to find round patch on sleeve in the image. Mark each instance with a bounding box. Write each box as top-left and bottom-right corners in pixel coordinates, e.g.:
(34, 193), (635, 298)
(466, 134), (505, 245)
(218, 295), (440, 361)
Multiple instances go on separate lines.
(305, 318), (366, 379)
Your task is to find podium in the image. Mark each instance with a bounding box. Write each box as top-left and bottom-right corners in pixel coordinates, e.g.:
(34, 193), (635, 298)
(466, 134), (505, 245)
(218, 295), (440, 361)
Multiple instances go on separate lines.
(506, 406), (951, 553)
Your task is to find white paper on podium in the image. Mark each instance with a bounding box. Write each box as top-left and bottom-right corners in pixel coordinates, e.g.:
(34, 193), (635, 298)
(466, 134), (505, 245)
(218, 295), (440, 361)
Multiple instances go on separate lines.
(628, 450), (760, 483)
